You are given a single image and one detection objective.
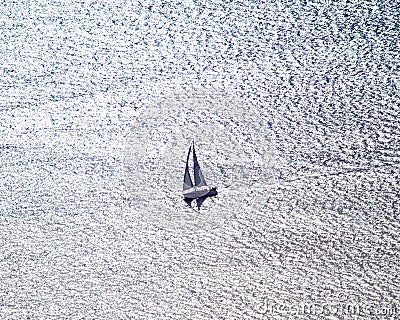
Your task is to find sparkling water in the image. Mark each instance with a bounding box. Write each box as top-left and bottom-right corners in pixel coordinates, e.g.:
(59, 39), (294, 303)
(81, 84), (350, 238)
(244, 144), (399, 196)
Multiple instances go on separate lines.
(1, 1), (399, 319)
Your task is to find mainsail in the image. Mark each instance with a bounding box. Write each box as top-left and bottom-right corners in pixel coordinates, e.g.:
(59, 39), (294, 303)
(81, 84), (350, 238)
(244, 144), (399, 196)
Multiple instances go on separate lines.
(192, 144), (207, 187)
(183, 145), (193, 191)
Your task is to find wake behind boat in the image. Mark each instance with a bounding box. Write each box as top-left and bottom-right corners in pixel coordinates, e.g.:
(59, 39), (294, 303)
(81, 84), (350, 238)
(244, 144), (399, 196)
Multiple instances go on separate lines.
(182, 141), (217, 209)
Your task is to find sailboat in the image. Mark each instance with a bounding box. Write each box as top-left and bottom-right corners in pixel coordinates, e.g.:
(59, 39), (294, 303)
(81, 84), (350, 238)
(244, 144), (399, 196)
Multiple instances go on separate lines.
(182, 141), (218, 209)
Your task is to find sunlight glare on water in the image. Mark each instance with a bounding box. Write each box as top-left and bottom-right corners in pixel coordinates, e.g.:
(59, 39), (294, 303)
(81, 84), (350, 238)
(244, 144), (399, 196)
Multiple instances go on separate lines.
(0, 0), (399, 319)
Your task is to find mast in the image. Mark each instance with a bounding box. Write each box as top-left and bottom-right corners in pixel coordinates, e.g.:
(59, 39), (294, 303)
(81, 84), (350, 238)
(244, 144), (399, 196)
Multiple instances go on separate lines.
(183, 145), (193, 191)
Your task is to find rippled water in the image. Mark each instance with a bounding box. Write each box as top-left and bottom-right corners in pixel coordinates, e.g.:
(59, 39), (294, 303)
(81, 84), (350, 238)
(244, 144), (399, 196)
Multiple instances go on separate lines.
(1, 1), (399, 319)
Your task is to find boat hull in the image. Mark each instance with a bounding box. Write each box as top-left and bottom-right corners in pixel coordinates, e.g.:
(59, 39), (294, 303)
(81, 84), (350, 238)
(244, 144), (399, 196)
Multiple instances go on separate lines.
(182, 186), (211, 199)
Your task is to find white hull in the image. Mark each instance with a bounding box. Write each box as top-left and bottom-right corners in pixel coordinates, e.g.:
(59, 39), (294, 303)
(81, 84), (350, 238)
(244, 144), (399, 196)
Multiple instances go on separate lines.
(182, 186), (211, 198)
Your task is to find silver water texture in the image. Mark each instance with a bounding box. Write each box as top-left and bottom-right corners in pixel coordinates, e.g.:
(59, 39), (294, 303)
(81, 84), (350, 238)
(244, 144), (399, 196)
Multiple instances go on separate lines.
(1, 1), (399, 319)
